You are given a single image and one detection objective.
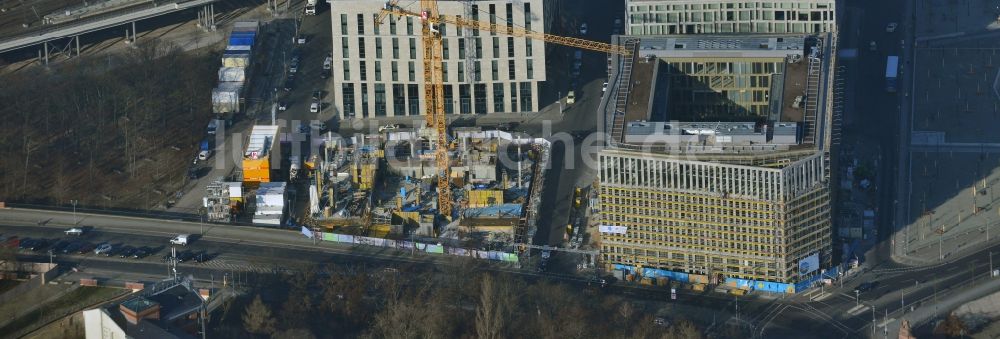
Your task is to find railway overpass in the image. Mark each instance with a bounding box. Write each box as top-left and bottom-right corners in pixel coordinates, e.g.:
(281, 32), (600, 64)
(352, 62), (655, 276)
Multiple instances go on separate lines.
(0, 0), (220, 62)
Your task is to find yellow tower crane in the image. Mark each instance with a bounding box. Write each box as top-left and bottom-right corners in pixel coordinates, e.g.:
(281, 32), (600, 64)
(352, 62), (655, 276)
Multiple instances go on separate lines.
(375, 1), (632, 219)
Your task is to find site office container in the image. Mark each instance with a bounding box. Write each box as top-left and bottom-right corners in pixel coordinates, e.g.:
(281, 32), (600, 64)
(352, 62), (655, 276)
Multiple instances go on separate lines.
(218, 67), (247, 82)
(222, 50), (251, 67)
(242, 125), (281, 184)
(211, 82), (243, 114)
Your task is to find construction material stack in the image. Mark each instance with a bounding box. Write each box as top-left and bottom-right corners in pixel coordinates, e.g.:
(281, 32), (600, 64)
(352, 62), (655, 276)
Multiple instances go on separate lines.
(212, 21), (259, 118)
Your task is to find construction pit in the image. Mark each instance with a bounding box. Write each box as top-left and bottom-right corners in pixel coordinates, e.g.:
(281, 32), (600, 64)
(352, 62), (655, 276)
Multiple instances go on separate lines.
(304, 125), (549, 250)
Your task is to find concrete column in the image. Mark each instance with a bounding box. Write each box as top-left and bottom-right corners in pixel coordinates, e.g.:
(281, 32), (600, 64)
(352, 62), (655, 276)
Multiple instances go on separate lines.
(43, 41), (49, 64)
(75, 35), (80, 56)
(132, 21), (137, 42)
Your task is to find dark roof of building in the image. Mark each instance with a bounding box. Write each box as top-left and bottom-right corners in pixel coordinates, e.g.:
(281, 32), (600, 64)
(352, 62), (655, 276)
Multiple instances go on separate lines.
(121, 297), (158, 314)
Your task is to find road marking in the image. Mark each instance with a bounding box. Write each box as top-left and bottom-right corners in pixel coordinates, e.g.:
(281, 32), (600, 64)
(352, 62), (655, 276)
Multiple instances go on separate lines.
(877, 317), (896, 328)
(846, 304), (870, 316)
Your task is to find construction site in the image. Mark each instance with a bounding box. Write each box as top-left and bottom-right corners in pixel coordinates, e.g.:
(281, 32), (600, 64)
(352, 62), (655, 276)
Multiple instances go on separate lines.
(202, 122), (549, 250)
(307, 125), (549, 249)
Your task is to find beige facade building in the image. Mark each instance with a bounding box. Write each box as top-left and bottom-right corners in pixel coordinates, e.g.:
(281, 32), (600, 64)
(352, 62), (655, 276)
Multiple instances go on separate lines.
(597, 34), (836, 286)
(626, 0), (836, 35)
(330, 0), (551, 119)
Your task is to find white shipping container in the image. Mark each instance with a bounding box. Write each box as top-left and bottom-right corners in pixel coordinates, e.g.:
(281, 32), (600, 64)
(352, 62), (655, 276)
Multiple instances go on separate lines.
(222, 55), (250, 68)
(226, 45), (251, 51)
(211, 82), (243, 113)
(218, 67), (246, 82)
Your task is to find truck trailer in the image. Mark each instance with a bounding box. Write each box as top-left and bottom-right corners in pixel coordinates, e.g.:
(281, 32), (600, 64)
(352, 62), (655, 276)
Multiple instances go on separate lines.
(885, 56), (899, 93)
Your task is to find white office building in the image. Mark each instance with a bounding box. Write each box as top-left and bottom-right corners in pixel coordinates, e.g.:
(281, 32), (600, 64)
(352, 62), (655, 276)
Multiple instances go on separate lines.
(330, 0), (553, 119)
(626, 0), (836, 35)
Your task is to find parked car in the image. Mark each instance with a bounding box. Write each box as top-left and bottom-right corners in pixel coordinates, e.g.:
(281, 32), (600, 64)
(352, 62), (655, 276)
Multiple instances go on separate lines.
(27, 239), (47, 251)
(131, 247), (150, 259)
(198, 150), (212, 161)
(170, 234), (190, 246)
(323, 56), (332, 70)
(310, 102), (320, 113)
(118, 246), (136, 258)
(886, 22), (897, 33)
(579, 23), (588, 35)
(602, 82), (609, 92)
(76, 242), (94, 254)
(65, 228), (84, 236)
(94, 243), (113, 255)
(176, 250), (194, 263)
(312, 90), (322, 100)
(193, 251), (210, 263)
(18, 238), (34, 250)
(62, 241), (82, 254)
(52, 240), (72, 253)
(278, 102), (288, 111)
(566, 91), (576, 104)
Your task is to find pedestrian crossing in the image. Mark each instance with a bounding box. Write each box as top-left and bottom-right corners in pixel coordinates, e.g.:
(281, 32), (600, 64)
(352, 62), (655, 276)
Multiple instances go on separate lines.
(184, 258), (289, 273)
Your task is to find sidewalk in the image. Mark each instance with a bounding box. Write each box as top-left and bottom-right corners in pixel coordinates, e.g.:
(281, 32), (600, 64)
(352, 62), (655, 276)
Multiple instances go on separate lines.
(879, 275), (1000, 338)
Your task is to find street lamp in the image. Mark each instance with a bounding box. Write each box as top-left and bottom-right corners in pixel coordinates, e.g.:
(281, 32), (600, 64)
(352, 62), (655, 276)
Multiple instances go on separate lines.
(855, 289), (860, 307)
(70, 199), (79, 225)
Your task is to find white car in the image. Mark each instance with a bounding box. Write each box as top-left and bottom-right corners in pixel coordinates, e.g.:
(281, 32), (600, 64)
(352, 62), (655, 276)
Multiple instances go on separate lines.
(310, 102), (320, 113)
(65, 228), (84, 236)
(289, 64), (298, 73)
(94, 243), (112, 255)
(602, 82), (608, 92)
(323, 56), (332, 70)
(886, 22), (897, 33)
(566, 91), (576, 104)
(170, 234), (190, 246)
(579, 23), (588, 35)
(198, 150), (212, 161)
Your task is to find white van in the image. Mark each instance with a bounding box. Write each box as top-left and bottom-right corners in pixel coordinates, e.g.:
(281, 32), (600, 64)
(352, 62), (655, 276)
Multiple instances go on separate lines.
(170, 234), (190, 246)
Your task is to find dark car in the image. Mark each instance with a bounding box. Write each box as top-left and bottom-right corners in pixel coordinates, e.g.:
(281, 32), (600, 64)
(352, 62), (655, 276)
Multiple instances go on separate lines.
(62, 241), (82, 254)
(118, 246), (136, 258)
(52, 240), (72, 253)
(18, 238), (34, 250)
(132, 247), (150, 259)
(176, 250), (194, 263)
(192, 251), (210, 263)
(854, 281), (880, 293)
(28, 239), (48, 251)
(312, 90), (322, 100)
(76, 242), (94, 254)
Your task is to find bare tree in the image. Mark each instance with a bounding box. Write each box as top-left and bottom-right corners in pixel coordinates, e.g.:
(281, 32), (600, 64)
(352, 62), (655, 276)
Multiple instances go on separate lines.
(936, 313), (966, 338)
(475, 274), (513, 339)
(242, 294), (275, 336)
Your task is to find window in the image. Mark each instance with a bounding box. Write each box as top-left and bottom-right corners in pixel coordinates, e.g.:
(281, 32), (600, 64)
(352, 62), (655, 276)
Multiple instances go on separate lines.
(361, 84), (369, 117)
(458, 39), (466, 59)
(509, 83), (518, 112)
(492, 83), (504, 112)
(340, 14), (347, 35)
(526, 39), (532, 57)
(475, 38), (482, 58)
(524, 3), (531, 30)
(474, 84), (487, 114)
(374, 84), (386, 116)
(408, 61), (415, 82)
(459, 84), (471, 114)
(343, 61), (350, 80)
(507, 37), (514, 57)
(406, 17), (414, 35)
(526, 59), (533, 79)
(391, 61), (398, 81)
(409, 38), (416, 59)
(375, 38), (383, 58)
(392, 38), (399, 58)
(492, 37), (499, 58)
(360, 61), (367, 81)
(443, 40), (450, 59)
(443, 85), (454, 114)
(341, 37), (349, 58)
(491, 60), (498, 81)
(389, 15), (397, 34)
(507, 60), (515, 80)
(358, 38), (366, 58)
(407, 84), (419, 116)
(474, 61), (481, 81)
(372, 14), (380, 35)
(342, 83), (355, 115)
(519, 82), (531, 111)
(393, 84), (406, 115)
(506, 3), (514, 32)
(357, 14), (364, 34)
(489, 4), (496, 35)
(471, 5), (480, 36)
(374, 61), (382, 81)
(438, 16), (447, 35)
(442, 62), (449, 81)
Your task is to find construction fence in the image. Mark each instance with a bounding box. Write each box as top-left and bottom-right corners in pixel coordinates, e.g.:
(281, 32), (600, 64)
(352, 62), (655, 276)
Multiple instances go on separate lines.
(302, 227), (520, 263)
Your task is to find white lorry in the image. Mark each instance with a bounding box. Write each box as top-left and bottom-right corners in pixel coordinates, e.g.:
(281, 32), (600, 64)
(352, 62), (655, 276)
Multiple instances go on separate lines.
(305, 0), (317, 15)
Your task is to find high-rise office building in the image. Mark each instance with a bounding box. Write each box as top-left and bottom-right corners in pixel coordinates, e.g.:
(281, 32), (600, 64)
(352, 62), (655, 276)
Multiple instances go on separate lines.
(598, 34), (836, 287)
(330, 0), (552, 119)
(625, 0), (836, 35)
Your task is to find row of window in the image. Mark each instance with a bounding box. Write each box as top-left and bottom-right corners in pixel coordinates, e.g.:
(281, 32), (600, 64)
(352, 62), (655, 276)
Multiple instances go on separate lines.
(340, 36), (533, 61)
(629, 1), (833, 11)
(342, 59), (534, 83)
(631, 9), (833, 24)
(340, 82), (534, 117)
(631, 21), (831, 34)
(338, 2), (533, 37)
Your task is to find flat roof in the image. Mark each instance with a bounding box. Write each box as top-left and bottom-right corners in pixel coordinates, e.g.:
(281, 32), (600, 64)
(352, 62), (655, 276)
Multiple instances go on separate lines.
(120, 297), (158, 313)
(636, 35), (806, 58)
(623, 59), (656, 123)
(245, 125), (280, 159)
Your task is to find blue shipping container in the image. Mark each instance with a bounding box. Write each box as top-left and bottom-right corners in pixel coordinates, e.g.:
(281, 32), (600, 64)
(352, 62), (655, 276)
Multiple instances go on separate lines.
(231, 32), (256, 40)
(229, 37), (255, 46)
